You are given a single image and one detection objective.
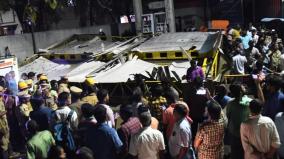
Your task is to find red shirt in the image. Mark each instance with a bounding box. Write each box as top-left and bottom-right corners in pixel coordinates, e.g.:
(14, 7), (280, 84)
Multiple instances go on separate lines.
(163, 104), (176, 139)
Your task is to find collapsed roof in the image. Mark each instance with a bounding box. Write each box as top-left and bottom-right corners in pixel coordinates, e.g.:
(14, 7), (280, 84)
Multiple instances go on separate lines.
(132, 32), (221, 55)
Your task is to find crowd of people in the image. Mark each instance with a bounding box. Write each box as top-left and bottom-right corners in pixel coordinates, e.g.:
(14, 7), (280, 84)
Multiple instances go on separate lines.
(0, 22), (283, 159)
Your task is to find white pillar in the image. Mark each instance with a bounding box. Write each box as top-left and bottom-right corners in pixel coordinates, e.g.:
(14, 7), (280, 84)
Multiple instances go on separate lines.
(165, 0), (176, 33)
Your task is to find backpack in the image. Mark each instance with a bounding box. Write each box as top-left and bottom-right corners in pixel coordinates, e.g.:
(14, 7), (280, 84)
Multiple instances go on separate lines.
(53, 110), (76, 151)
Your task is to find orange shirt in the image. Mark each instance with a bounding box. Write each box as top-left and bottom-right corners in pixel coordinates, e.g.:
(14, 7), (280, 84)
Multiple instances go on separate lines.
(163, 104), (176, 139)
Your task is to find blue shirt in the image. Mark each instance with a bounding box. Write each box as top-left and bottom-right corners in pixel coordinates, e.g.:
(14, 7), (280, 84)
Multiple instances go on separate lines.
(263, 91), (284, 120)
(85, 123), (123, 159)
(214, 95), (232, 109)
(30, 105), (53, 131)
(240, 35), (252, 49)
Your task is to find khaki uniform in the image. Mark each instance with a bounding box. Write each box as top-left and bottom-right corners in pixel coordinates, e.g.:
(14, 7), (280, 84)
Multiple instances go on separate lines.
(82, 93), (98, 106)
(69, 100), (85, 120)
(0, 100), (9, 151)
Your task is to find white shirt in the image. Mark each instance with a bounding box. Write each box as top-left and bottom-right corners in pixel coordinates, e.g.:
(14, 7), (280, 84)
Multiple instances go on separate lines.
(279, 54), (284, 71)
(275, 112), (284, 157)
(100, 104), (115, 128)
(129, 126), (165, 159)
(168, 118), (192, 158)
(52, 106), (78, 130)
(232, 54), (247, 74)
(240, 115), (281, 159)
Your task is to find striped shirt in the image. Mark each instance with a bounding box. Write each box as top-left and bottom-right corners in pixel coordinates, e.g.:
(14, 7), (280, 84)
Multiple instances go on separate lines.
(240, 115), (281, 159)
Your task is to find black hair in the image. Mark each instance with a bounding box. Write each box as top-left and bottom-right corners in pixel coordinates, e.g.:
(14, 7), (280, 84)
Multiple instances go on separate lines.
(97, 89), (109, 103)
(27, 120), (39, 135)
(249, 99), (263, 114)
(139, 112), (152, 127)
(216, 84), (227, 97)
(151, 85), (163, 97)
(207, 100), (222, 120)
(119, 104), (133, 120)
(164, 87), (179, 104)
(57, 92), (70, 107)
(81, 103), (95, 118)
(255, 60), (263, 71)
(93, 105), (107, 123)
(131, 87), (143, 103)
(30, 90), (44, 109)
(47, 145), (64, 159)
(28, 72), (36, 79)
(138, 105), (150, 115)
(76, 147), (94, 159)
(50, 80), (58, 91)
(229, 84), (242, 98)
(174, 103), (188, 118)
(267, 75), (282, 90)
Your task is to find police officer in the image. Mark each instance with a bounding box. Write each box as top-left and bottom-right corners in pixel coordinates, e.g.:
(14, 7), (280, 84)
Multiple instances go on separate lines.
(82, 77), (98, 106)
(69, 86), (85, 120)
(0, 86), (10, 158)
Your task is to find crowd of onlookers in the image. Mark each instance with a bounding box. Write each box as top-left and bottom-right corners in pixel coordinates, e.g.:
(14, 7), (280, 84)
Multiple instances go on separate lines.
(0, 22), (283, 159)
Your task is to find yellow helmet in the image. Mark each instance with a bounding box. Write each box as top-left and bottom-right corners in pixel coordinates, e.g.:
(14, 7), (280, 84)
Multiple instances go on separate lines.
(39, 75), (48, 81)
(85, 77), (96, 86)
(18, 81), (28, 90)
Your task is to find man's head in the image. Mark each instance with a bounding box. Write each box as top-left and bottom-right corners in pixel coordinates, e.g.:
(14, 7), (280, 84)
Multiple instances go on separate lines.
(76, 147), (94, 159)
(190, 60), (197, 69)
(151, 84), (163, 97)
(94, 105), (107, 123)
(131, 87), (143, 103)
(206, 100), (222, 120)
(28, 72), (36, 80)
(266, 75), (282, 93)
(27, 120), (39, 135)
(81, 103), (95, 119)
(255, 60), (263, 72)
(57, 92), (71, 107)
(30, 90), (44, 109)
(164, 87), (179, 105)
(50, 80), (58, 91)
(173, 102), (188, 121)
(139, 112), (152, 127)
(216, 84), (228, 97)
(249, 99), (263, 115)
(119, 104), (133, 121)
(229, 84), (244, 99)
(272, 43), (279, 51)
(97, 89), (109, 104)
(70, 86), (82, 102)
(249, 40), (254, 48)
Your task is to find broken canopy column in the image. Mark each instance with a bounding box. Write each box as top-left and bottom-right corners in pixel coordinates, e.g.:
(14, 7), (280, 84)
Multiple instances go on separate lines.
(133, 0), (143, 34)
(165, 0), (176, 33)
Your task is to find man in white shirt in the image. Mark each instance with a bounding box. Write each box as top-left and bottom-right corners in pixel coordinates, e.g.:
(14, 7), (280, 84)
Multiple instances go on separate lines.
(168, 102), (195, 159)
(129, 112), (165, 159)
(275, 112), (284, 159)
(51, 92), (78, 131)
(240, 99), (281, 159)
(96, 89), (115, 128)
(232, 43), (247, 74)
